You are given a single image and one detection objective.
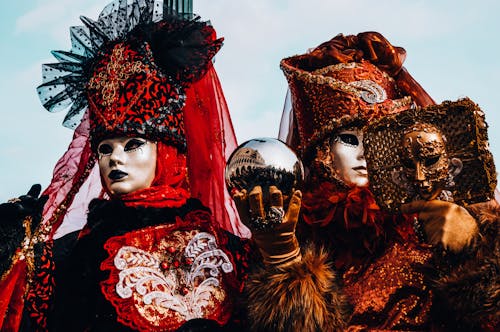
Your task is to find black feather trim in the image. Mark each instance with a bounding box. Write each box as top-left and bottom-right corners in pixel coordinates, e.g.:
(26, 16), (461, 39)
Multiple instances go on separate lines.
(146, 16), (223, 84)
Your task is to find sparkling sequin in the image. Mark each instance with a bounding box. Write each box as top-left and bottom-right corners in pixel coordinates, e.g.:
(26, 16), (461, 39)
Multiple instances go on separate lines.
(343, 241), (433, 329)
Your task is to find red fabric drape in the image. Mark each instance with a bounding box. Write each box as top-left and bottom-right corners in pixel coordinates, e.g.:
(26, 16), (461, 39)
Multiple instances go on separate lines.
(183, 65), (250, 238)
(0, 259), (28, 331)
(41, 110), (98, 239)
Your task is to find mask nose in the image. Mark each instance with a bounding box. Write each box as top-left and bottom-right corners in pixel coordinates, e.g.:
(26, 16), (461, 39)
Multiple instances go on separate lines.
(415, 162), (425, 181)
(357, 142), (366, 161)
(109, 147), (125, 166)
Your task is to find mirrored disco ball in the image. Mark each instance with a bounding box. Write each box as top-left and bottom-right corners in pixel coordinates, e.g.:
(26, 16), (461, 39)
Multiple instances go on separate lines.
(225, 138), (304, 196)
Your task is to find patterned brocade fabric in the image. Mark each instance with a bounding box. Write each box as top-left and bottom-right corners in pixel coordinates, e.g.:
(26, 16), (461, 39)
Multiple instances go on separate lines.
(301, 189), (437, 331)
(47, 199), (249, 331)
(343, 239), (434, 331)
(87, 42), (187, 150)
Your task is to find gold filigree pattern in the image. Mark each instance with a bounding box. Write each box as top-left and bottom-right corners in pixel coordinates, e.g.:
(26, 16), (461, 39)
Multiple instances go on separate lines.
(88, 43), (148, 107)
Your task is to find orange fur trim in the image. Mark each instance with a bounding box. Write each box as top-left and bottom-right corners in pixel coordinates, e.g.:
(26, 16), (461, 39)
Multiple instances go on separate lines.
(246, 246), (350, 332)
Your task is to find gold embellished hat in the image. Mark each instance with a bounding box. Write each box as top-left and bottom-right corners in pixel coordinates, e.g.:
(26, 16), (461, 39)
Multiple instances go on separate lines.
(280, 31), (435, 161)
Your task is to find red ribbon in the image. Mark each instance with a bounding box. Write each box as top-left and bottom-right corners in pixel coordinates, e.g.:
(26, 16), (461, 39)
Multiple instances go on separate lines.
(302, 182), (384, 235)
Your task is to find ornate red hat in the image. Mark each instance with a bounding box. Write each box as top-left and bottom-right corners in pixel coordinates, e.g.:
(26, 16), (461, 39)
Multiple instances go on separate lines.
(280, 31), (435, 161)
(38, 5), (222, 151)
(87, 41), (186, 148)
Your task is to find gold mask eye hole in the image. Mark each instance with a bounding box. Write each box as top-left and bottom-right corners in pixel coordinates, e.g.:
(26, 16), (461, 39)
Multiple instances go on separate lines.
(424, 156), (440, 167)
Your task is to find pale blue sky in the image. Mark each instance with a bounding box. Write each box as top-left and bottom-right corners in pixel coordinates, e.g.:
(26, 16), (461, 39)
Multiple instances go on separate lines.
(1, 0), (499, 200)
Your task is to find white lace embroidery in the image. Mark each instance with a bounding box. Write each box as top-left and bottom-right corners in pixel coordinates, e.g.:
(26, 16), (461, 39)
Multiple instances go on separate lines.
(113, 232), (234, 320)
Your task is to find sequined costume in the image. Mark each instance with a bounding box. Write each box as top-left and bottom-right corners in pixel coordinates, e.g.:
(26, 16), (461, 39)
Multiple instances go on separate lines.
(245, 32), (499, 331)
(0, 1), (250, 331)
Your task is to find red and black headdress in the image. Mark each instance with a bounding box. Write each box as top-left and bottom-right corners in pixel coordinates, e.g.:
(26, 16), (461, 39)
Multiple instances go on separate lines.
(37, 0), (222, 151)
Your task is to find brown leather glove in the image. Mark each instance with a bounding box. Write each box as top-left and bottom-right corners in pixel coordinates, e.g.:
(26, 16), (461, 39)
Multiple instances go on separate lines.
(401, 200), (479, 253)
(233, 185), (302, 266)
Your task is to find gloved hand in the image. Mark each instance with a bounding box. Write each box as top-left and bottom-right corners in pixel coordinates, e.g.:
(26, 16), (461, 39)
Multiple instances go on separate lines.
(401, 200), (478, 253)
(233, 185), (302, 266)
(1, 184), (48, 231)
(0, 184), (47, 276)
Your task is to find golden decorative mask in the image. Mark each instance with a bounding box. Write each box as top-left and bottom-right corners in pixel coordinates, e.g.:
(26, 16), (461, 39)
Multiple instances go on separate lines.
(363, 98), (496, 212)
(400, 123), (450, 200)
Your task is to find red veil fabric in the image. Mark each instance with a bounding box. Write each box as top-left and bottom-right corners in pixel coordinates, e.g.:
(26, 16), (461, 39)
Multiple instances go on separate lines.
(41, 110), (99, 239)
(183, 65), (250, 238)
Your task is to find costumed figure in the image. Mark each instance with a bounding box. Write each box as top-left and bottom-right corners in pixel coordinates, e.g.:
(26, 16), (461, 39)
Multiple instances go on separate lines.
(236, 32), (499, 331)
(0, 0), (250, 331)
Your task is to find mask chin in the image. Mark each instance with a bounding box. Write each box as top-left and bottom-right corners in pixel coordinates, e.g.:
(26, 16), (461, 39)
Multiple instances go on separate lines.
(350, 176), (369, 188)
(416, 181), (445, 201)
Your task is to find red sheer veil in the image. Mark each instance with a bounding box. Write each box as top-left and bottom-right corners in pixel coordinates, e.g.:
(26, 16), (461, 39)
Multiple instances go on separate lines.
(184, 65), (250, 238)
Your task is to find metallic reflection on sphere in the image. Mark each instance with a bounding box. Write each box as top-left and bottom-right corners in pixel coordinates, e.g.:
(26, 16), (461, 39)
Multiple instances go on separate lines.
(225, 138), (304, 196)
